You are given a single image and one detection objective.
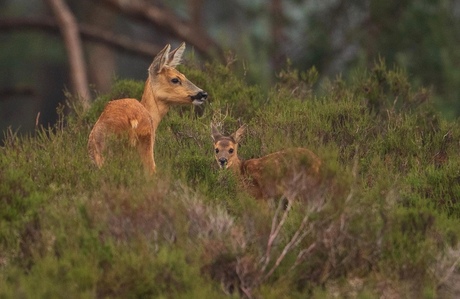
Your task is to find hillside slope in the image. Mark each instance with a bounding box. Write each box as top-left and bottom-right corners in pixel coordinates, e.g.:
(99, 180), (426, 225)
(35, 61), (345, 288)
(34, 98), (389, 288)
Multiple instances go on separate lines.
(1, 61), (460, 298)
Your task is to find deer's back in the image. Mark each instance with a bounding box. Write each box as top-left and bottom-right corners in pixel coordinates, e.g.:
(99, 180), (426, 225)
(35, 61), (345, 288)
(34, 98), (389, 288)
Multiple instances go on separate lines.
(98, 98), (153, 136)
(241, 148), (321, 200)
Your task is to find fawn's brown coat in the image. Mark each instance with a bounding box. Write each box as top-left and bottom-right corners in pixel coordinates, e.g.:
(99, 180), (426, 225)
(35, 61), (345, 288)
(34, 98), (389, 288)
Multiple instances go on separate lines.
(211, 125), (321, 201)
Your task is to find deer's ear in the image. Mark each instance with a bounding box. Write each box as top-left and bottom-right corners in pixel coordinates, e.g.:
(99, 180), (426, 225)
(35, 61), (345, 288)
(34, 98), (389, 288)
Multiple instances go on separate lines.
(211, 124), (223, 142)
(232, 125), (246, 144)
(149, 44), (171, 75)
(167, 42), (185, 68)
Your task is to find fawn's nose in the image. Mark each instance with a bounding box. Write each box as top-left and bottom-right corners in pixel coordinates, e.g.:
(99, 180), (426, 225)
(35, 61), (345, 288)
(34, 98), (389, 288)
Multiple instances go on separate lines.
(218, 157), (228, 167)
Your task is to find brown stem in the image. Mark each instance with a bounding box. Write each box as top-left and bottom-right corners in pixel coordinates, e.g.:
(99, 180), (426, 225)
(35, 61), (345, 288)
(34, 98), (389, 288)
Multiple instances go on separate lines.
(263, 213), (312, 281)
(261, 198), (292, 272)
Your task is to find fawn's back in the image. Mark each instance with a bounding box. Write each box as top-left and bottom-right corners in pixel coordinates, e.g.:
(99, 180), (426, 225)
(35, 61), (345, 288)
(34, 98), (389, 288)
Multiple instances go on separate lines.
(242, 148), (321, 200)
(211, 124), (322, 201)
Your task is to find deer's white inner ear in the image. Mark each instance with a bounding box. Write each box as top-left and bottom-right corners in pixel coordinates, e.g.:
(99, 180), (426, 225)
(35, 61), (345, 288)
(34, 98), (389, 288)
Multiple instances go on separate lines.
(168, 43), (185, 68)
(149, 44), (171, 75)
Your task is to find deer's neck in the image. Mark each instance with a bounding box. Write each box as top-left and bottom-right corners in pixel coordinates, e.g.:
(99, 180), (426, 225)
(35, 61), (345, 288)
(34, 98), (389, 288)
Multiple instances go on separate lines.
(228, 157), (244, 176)
(140, 77), (169, 130)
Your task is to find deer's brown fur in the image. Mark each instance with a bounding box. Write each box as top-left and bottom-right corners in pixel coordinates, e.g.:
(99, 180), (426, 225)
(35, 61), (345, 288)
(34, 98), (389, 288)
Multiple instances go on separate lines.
(211, 125), (321, 201)
(88, 43), (207, 174)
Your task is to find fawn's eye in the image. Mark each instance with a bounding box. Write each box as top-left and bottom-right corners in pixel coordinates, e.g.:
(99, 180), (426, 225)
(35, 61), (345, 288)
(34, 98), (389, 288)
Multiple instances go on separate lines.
(171, 77), (180, 84)
(215, 148), (219, 154)
(229, 148), (234, 154)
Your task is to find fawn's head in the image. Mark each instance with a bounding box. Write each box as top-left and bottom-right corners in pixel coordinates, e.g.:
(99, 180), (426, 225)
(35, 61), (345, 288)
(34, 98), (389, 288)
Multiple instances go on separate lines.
(148, 43), (207, 105)
(211, 124), (246, 169)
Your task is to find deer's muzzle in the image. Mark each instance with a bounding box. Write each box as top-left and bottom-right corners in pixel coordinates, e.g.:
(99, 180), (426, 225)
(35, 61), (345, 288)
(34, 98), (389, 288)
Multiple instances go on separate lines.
(191, 91), (208, 105)
(218, 157), (228, 168)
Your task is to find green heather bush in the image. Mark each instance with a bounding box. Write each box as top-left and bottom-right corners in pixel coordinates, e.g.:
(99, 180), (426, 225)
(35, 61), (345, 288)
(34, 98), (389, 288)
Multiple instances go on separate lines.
(1, 60), (460, 298)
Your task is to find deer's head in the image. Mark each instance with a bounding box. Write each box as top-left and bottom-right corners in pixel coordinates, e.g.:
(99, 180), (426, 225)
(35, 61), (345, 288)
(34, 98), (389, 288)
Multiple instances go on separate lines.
(211, 124), (246, 169)
(148, 43), (207, 105)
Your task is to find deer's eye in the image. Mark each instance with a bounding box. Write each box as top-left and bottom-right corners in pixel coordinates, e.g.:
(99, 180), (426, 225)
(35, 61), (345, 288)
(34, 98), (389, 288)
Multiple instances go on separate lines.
(215, 148), (219, 154)
(229, 148), (234, 154)
(171, 78), (180, 84)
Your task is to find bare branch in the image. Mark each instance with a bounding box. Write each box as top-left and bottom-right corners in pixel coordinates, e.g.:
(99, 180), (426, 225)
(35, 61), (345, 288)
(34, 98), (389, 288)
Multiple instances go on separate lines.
(0, 18), (161, 59)
(436, 249), (460, 288)
(290, 242), (317, 272)
(44, 0), (90, 110)
(345, 145), (360, 205)
(98, 0), (225, 61)
(263, 212), (313, 281)
(260, 198), (292, 272)
(0, 87), (36, 99)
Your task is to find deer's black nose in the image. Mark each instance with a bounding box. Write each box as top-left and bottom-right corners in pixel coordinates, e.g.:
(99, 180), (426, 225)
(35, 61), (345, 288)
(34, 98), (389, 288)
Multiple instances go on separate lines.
(193, 91), (208, 100)
(218, 157), (227, 166)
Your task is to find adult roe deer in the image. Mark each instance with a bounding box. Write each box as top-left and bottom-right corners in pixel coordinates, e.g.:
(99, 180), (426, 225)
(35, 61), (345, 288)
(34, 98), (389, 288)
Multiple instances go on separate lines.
(211, 124), (322, 201)
(88, 43), (207, 174)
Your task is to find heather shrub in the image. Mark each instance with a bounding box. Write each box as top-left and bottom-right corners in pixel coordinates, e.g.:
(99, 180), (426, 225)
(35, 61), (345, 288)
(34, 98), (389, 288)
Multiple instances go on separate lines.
(1, 59), (460, 298)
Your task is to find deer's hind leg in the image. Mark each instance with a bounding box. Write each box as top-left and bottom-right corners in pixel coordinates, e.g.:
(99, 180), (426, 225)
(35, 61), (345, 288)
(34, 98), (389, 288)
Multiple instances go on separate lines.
(88, 121), (106, 168)
(128, 119), (139, 147)
(136, 133), (156, 174)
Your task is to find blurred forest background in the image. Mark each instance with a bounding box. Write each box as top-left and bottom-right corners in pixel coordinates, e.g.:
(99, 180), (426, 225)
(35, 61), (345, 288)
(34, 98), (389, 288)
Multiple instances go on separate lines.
(1, 0), (459, 135)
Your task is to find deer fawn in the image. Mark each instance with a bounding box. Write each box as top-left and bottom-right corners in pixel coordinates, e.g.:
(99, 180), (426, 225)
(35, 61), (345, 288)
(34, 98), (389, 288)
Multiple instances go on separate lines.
(88, 43), (207, 174)
(211, 124), (321, 201)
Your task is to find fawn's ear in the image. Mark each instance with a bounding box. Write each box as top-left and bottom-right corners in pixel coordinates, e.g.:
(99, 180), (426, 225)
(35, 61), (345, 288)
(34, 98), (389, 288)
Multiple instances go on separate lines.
(232, 125), (246, 144)
(211, 124), (223, 142)
(149, 44), (171, 75)
(167, 42), (185, 68)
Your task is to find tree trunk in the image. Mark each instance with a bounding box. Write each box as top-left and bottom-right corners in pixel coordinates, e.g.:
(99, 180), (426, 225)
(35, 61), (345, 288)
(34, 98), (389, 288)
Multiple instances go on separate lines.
(44, 0), (91, 111)
(188, 0), (204, 30)
(85, 4), (116, 94)
(270, 0), (286, 71)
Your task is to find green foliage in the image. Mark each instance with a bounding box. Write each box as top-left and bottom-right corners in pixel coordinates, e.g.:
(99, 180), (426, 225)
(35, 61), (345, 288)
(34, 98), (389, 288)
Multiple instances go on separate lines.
(366, 0), (460, 117)
(179, 62), (267, 122)
(293, 0), (460, 118)
(1, 60), (460, 298)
